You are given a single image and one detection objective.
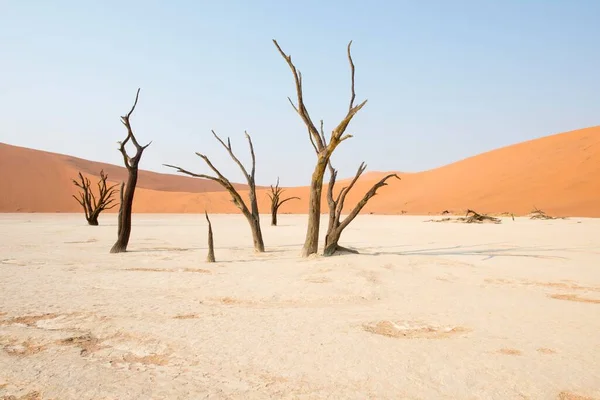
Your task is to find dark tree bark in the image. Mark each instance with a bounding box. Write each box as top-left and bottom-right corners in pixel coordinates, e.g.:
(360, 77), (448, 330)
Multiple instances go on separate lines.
(72, 170), (119, 226)
(110, 89), (151, 254)
(273, 39), (367, 257)
(205, 211), (215, 262)
(464, 209), (501, 224)
(165, 131), (265, 252)
(267, 177), (299, 226)
(117, 181), (125, 236)
(324, 162), (399, 256)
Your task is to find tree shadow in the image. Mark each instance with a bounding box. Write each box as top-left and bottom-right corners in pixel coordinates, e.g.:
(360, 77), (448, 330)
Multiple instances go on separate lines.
(368, 243), (570, 261)
(127, 247), (203, 253)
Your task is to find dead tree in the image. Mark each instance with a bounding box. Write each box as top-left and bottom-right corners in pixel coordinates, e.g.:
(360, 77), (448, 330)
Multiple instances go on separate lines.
(268, 177), (299, 226)
(110, 89), (151, 254)
(464, 209), (501, 224)
(274, 39), (367, 257)
(72, 170), (119, 226)
(164, 131), (265, 252)
(117, 181), (125, 236)
(529, 207), (558, 220)
(324, 162), (399, 256)
(205, 211), (215, 262)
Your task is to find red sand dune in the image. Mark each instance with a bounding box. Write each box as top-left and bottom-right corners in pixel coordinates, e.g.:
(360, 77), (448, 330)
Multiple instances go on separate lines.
(1, 126), (599, 217)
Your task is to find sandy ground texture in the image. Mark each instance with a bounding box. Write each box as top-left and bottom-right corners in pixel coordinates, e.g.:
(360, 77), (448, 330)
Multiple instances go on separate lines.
(1, 214), (599, 399)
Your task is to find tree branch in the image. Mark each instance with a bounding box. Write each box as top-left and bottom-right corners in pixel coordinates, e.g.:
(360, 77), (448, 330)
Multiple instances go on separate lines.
(336, 162), (367, 219)
(276, 196), (300, 210)
(273, 39), (324, 151)
(164, 132), (257, 218)
(210, 130), (252, 183)
(338, 173), (400, 231)
(163, 164), (220, 183)
(117, 88), (152, 171)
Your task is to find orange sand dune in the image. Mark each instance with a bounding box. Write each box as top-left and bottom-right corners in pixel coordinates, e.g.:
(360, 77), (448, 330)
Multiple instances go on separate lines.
(1, 126), (599, 216)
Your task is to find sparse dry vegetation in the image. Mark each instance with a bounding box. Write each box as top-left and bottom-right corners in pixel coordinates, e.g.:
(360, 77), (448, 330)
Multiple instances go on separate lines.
(427, 209), (502, 224)
(72, 170), (118, 226)
(267, 178), (299, 226)
(165, 131), (265, 253)
(530, 207), (564, 220)
(464, 209), (502, 223)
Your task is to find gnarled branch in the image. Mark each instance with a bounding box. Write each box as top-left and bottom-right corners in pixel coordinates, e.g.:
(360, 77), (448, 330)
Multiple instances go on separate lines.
(268, 177), (300, 226)
(274, 39), (368, 257)
(72, 170), (119, 226)
(117, 89), (152, 171)
(324, 162), (400, 256)
(164, 131), (265, 252)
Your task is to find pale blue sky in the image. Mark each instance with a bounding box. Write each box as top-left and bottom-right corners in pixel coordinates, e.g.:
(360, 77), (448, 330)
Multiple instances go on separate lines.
(1, 1), (598, 186)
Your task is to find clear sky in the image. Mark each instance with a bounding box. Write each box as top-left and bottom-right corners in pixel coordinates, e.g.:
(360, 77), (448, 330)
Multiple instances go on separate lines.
(1, 0), (598, 186)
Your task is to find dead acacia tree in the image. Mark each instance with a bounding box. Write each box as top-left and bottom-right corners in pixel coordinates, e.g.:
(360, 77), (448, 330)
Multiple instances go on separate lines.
(324, 162), (399, 256)
(117, 181), (125, 236)
(464, 209), (501, 224)
(205, 211), (215, 262)
(274, 39), (367, 257)
(529, 207), (560, 220)
(164, 131), (265, 252)
(72, 170), (119, 226)
(268, 177), (299, 226)
(110, 88), (152, 254)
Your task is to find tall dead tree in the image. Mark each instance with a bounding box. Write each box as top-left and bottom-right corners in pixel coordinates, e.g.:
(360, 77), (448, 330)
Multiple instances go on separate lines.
(268, 177), (299, 226)
(274, 39), (367, 257)
(72, 170), (119, 226)
(110, 88), (151, 254)
(205, 211), (215, 262)
(324, 162), (399, 256)
(164, 131), (265, 252)
(117, 181), (125, 236)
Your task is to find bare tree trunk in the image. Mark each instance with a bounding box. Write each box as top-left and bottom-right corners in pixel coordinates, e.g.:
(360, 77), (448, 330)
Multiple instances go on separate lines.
(302, 160), (328, 256)
(205, 211), (215, 263)
(165, 131), (265, 253)
(111, 170), (138, 253)
(110, 89), (151, 254)
(117, 181), (125, 236)
(72, 170), (118, 226)
(274, 40), (367, 257)
(268, 177), (299, 227)
(248, 215), (264, 251)
(324, 161), (399, 256)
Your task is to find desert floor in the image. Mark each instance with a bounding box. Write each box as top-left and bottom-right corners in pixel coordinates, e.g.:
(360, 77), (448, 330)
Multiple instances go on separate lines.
(0, 214), (599, 400)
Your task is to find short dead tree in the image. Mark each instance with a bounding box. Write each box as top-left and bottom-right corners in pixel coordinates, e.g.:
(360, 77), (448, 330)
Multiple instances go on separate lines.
(110, 89), (152, 254)
(324, 162), (399, 256)
(205, 211), (215, 263)
(268, 177), (299, 226)
(72, 170), (118, 226)
(274, 39), (367, 257)
(165, 131), (265, 253)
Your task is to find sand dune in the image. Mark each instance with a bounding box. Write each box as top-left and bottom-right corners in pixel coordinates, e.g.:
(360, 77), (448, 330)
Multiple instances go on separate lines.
(1, 126), (599, 216)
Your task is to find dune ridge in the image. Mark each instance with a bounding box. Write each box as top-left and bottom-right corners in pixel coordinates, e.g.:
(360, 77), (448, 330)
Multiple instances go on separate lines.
(1, 126), (599, 217)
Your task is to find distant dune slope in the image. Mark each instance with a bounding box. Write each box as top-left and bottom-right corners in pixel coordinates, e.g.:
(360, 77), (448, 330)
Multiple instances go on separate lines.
(1, 126), (599, 216)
